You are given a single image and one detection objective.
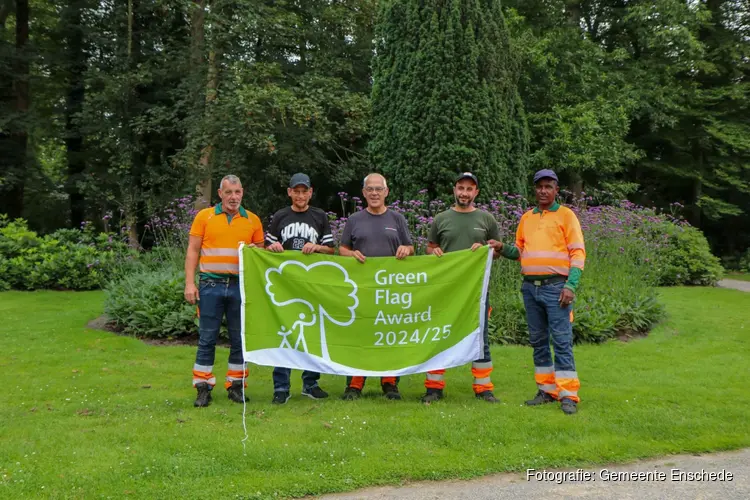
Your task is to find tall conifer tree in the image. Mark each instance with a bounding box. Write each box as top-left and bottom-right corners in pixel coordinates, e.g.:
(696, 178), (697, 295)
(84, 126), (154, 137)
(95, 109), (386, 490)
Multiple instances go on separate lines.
(369, 0), (529, 199)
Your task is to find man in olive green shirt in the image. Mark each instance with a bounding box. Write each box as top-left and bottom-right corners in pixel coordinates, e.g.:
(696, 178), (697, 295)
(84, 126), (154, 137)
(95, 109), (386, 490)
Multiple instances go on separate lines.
(422, 172), (502, 404)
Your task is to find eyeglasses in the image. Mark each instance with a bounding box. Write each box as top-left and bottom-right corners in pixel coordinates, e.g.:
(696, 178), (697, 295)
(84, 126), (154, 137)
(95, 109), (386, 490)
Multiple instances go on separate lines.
(364, 186), (385, 193)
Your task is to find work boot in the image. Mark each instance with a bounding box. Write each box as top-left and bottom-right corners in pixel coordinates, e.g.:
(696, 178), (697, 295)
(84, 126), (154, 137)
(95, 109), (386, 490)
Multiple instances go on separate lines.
(301, 386), (329, 400)
(194, 383), (212, 408)
(561, 397), (578, 415)
(475, 390), (500, 403)
(420, 388), (443, 404)
(382, 383), (402, 400)
(227, 380), (249, 403)
(272, 391), (291, 405)
(525, 390), (556, 406)
(341, 387), (361, 400)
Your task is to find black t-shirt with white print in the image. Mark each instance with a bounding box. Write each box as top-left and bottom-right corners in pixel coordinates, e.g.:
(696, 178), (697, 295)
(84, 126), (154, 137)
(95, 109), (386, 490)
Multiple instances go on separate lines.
(265, 206), (334, 251)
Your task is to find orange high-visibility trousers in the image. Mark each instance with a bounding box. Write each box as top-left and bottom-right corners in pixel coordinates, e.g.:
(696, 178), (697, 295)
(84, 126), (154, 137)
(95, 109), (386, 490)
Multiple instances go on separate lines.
(424, 304), (493, 394)
(192, 363), (248, 389)
(225, 363), (249, 389)
(424, 361), (494, 394)
(347, 376), (398, 390)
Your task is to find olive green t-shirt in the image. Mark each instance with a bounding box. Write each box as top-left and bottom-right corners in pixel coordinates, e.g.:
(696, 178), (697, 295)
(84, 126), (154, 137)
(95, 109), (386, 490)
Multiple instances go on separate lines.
(429, 208), (501, 253)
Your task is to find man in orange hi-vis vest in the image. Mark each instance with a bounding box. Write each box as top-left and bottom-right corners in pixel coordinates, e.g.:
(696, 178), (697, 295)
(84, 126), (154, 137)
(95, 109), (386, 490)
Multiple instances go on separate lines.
(184, 175), (265, 408)
(492, 169), (585, 415)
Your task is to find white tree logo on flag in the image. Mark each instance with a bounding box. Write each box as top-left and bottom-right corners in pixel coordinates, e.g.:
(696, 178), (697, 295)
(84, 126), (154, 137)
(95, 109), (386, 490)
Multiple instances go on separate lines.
(264, 261), (359, 361)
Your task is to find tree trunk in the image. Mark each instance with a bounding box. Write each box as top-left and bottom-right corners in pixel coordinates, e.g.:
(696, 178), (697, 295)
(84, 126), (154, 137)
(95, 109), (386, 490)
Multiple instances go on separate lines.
(691, 176), (702, 227)
(565, 1), (582, 29)
(568, 170), (584, 199)
(7, 0), (30, 219)
(190, 0), (213, 209)
(195, 48), (218, 209)
(124, 0), (142, 249)
(0, 1), (14, 216)
(297, 0), (307, 75)
(691, 147), (703, 227)
(0, 0), (10, 27)
(190, 0), (206, 108)
(565, 1), (584, 199)
(64, 0), (87, 228)
(124, 193), (139, 249)
(0, 0), (29, 219)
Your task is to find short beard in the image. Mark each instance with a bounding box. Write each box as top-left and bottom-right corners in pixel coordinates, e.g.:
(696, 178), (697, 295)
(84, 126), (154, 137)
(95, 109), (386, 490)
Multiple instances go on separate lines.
(455, 195), (473, 208)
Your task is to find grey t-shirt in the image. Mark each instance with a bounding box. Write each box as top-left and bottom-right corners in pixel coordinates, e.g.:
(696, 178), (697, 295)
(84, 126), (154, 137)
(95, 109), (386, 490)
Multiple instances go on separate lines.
(340, 209), (413, 257)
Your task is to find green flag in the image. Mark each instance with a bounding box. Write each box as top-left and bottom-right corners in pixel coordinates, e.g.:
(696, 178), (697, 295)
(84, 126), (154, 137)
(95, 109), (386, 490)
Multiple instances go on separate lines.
(240, 245), (493, 376)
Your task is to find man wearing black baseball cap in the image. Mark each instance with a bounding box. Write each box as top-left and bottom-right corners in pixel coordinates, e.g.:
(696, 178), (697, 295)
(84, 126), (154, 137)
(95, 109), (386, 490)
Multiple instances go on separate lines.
(494, 168), (585, 415)
(455, 172), (479, 186)
(421, 171), (503, 404)
(265, 172), (335, 404)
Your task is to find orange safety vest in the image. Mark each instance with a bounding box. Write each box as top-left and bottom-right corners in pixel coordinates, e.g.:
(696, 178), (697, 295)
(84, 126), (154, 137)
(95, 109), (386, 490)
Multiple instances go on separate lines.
(189, 203), (264, 276)
(514, 202), (585, 276)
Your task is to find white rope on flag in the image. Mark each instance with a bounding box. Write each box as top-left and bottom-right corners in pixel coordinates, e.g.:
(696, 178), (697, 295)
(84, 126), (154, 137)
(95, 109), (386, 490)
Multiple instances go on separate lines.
(238, 242), (250, 454)
(241, 365), (248, 455)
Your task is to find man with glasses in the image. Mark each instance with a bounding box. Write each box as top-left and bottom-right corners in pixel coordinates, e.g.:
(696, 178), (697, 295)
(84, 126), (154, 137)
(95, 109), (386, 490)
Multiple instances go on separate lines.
(265, 173), (335, 404)
(338, 173), (414, 401)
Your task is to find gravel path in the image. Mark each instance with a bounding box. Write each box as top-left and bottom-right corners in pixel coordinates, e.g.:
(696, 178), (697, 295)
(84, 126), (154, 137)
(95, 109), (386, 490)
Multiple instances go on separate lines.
(717, 279), (750, 292)
(316, 448), (749, 500)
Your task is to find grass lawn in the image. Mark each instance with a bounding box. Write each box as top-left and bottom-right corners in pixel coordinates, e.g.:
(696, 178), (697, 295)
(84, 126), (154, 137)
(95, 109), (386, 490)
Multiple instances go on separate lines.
(1, 288), (749, 499)
(725, 272), (750, 282)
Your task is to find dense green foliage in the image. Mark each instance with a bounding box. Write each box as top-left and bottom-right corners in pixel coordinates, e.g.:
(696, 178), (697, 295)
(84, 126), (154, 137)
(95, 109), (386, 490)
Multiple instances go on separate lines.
(103, 264), (198, 338)
(0, 216), (128, 291)
(1, 0), (748, 259)
(647, 222), (725, 286)
(1, 0), (375, 232)
(504, 0), (750, 257)
(368, 0), (528, 200)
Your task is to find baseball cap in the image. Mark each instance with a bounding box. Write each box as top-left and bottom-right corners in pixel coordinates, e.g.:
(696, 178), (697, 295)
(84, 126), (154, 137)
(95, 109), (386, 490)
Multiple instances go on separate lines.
(455, 172), (479, 186)
(289, 173), (311, 188)
(533, 169), (558, 184)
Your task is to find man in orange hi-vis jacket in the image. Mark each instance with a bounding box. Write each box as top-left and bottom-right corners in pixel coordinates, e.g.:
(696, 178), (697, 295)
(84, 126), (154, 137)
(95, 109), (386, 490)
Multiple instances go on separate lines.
(492, 169), (585, 415)
(184, 174), (265, 408)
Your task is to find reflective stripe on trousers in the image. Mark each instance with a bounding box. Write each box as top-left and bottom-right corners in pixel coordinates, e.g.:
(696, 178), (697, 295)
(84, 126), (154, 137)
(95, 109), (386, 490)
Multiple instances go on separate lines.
(193, 364), (217, 387)
(555, 370), (580, 402)
(225, 362), (248, 389)
(471, 361), (494, 394)
(424, 362), (494, 393)
(534, 366), (558, 399)
(534, 366), (580, 402)
(424, 370), (445, 390)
